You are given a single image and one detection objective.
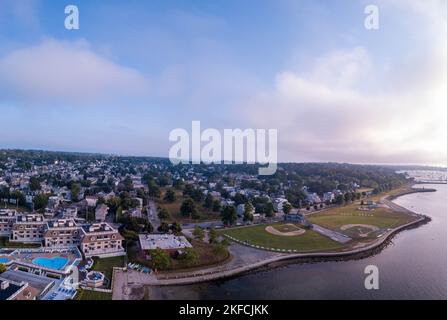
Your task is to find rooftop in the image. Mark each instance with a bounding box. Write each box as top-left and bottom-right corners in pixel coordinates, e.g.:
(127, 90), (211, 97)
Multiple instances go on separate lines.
(139, 234), (192, 251)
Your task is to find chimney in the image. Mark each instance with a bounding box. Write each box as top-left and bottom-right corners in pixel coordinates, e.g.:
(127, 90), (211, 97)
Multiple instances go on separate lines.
(1, 281), (9, 290)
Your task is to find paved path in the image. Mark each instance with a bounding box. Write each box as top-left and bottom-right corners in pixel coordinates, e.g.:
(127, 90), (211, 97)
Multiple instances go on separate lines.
(147, 200), (160, 230)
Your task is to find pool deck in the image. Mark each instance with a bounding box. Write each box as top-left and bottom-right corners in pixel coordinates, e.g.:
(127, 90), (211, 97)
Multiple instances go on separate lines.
(0, 247), (81, 275)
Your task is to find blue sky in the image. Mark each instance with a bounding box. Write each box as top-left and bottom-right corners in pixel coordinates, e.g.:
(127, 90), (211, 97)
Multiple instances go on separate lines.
(1, 0), (447, 165)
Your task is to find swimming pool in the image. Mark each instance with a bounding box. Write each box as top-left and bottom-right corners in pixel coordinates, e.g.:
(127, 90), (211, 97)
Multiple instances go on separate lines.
(0, 257), (9, 264)
(32, 257), (69, 270)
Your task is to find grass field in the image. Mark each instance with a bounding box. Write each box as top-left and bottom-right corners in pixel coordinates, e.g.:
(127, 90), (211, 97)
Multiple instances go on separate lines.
(92, 255), (126, 285)
(307, 203), (415, 233)
(274, 224), (301, 233)
(75, 289), (112, 300)
(219, 223), (343, 252)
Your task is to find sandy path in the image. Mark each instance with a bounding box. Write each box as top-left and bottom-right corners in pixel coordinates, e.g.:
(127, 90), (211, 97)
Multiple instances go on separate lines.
(265, 225), (306, 237)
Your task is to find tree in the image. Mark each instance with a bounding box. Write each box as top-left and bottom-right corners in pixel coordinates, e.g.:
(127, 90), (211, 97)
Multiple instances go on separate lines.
(157, 208), (170, 221)
(193, 226), (205, 241)
(180, 199), (197, 218)
(209, 228), (218, 244)
(212, 200), (221, 212)
(107, 196), (122, 212)
(243, 202), (254, 222)
(204, 194), (214, 209)
(158, 222), (170, 233)
(163, 189), (176, 203)
(265, 202), (275, 218)
(71, 183), (81, 201)
(29, 176), (41, 191)
(221, 205), (237, 226)
(149, 248), (170, 270)
(179, 247), (198, 266)
(283, 202), (292, 215)
(233, 193), (247, 206)
(336, 194), (345, 206)
(33, 194), (49, 211)
(11, 190), (26, 206)
(170, 221), (182, 234)
(148, 181), (161, 198)
(212, 243), (228, 257)
(0, 263), (6, 274)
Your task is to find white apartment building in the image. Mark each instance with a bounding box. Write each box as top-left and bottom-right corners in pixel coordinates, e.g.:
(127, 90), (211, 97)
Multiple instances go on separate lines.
(10, 214), (47, 243)
(0, 209), (18, 237)
(43, 219), (82, 248)
(80, 223), (124, 258)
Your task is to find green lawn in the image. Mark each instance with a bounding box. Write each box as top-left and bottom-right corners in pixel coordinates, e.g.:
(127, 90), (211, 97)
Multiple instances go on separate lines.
(75, 289), (111, 300)
(307, 204), (415, 231)
(92, 255), (126, 284)
(0, 237), (40, 248)
(219, 223), (343, 252)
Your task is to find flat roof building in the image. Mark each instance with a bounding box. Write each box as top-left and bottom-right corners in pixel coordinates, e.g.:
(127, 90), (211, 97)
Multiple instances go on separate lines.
(139, 234), (192, 252)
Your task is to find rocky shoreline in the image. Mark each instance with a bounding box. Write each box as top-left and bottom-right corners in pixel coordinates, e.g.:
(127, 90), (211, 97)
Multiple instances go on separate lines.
(151, 187), (433, 287)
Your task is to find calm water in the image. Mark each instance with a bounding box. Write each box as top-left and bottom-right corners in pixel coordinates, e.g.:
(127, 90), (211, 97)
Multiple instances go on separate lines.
(153, 184), (447, 300)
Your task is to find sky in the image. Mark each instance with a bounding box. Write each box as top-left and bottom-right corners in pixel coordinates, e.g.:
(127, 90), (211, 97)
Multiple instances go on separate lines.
(0, 0), (447, 166)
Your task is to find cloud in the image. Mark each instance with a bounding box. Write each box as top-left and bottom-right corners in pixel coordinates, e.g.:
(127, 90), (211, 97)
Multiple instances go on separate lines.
(0, 39), (150, 106)
(236, 42), (447, 165)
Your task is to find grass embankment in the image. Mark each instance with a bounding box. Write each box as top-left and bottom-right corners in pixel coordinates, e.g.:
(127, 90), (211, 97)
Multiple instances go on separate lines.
(91, 255), (126, 284)
(75, 289), (112, 300)
(128, 238), (229, 272)
(219, 223), (343, 252)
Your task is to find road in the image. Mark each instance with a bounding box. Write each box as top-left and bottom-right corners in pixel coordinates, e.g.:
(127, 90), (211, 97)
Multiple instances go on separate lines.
(147, 200), (160, 230)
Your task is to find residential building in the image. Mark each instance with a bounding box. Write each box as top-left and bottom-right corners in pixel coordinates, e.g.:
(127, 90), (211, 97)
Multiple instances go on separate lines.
(323, 192), (335, 203)
(61, 206), (78, 219)
(10, 214), (47, 243)
(95, 204), (109, 222)
(139, 234), (192, 256)
(44, 219), (82, 248)
(80, 223), (124, 258)
(0, 209), (18, 237)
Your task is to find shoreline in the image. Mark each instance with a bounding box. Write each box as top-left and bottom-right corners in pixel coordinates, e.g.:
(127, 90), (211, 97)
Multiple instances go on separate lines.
(149, 186), (433, 287)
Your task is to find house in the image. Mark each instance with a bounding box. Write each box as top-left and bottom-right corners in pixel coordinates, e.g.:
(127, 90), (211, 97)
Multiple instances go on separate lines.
(61, 206), (78, 219)
(47, 196), (61, 210)
(323, 192), (335, 203)
(273, 198), (289, 212)
(283, 212), (305, 223)
(80, 223), (125, 258)
(44, 219), (82, 248)
(306, 193), (321, 204)
(85, 196), (98, 208)
(128, 208), (142, 218)
(95, 204), (109, 222)
(10, 214), (47, 243)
